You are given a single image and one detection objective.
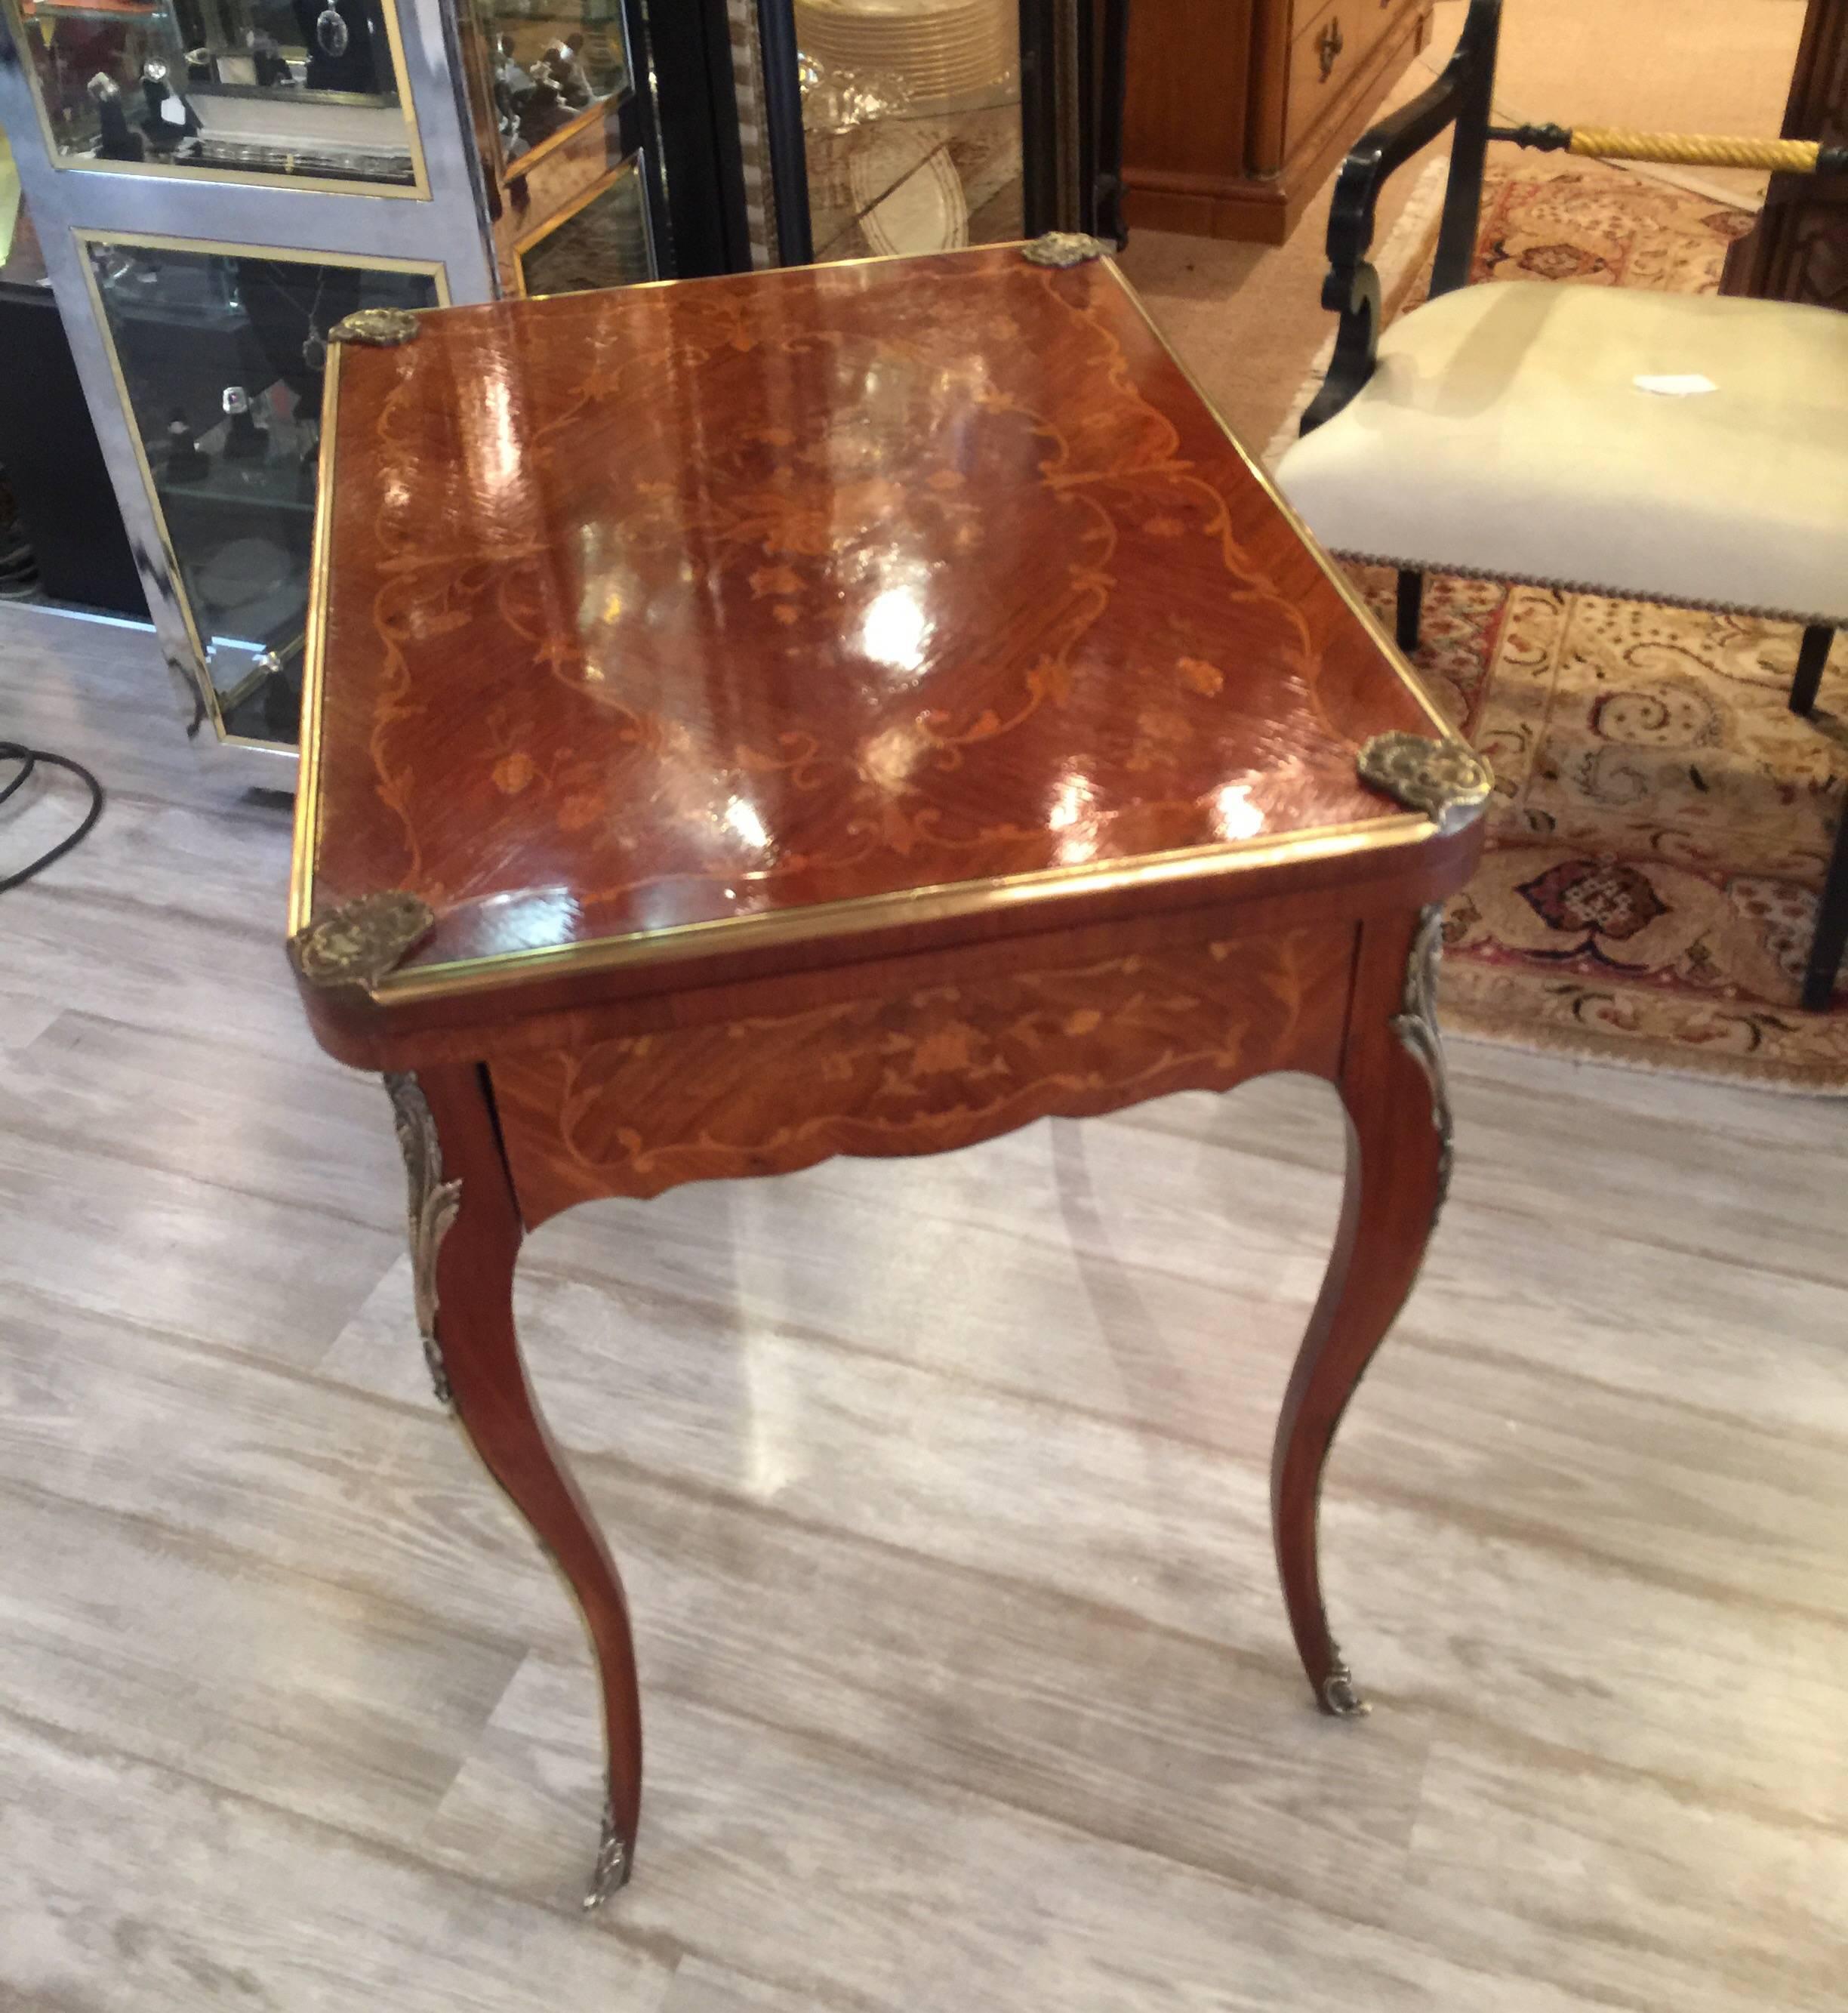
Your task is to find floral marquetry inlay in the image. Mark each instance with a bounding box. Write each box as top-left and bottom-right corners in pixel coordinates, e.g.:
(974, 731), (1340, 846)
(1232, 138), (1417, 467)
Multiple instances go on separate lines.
(306, 247), (1440, 982)
(489, 926), (1352, 1223)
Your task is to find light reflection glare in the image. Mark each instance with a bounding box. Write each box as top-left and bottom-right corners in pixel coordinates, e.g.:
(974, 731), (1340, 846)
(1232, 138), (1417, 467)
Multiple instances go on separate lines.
(861, 587), (928, 674)
(1215, 784), (1265, 841)
(1048, 778), (1087, 830)
(472, 885), (582, 954)
(473, 368), (520, 495)
(1049, 772), (1097, 863)
(725, 797), (769, 850)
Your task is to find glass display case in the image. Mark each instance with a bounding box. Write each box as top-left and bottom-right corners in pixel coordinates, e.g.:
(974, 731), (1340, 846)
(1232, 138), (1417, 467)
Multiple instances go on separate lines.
(478, 0), (628, 159)
(84, 234), (440, 737)
(516, 153), (651, 295)
(795, 0), (1026, 260)
(2, 140), (146, 609)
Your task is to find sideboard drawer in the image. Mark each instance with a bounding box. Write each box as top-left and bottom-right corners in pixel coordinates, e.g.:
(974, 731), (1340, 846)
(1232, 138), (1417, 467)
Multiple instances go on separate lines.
(1288, 0), (1401, 152)
(1123, 0), (1431, 242)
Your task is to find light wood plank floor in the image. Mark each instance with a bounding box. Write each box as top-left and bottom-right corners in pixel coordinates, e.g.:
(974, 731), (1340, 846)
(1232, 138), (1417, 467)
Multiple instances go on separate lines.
(3, 605), (1846, 2010)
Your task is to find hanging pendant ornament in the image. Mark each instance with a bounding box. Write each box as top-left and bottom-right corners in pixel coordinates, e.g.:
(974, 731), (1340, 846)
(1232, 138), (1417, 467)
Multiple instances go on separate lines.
(302, 324), (328, 371)
(316, 6), (349, 58)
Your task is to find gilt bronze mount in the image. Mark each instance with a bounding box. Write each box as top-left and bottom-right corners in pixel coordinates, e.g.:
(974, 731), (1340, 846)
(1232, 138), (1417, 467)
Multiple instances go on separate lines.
(290, 890), (436, 992)
(1357, 732), (1492, 835)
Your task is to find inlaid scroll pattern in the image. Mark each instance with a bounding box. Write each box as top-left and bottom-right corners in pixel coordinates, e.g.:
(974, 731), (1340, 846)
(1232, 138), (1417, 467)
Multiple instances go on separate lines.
(490, 926), (1351, 1222)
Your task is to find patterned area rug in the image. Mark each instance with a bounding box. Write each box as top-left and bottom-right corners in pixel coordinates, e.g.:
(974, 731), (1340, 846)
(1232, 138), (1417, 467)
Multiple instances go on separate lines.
(1340, 165), (1848, 1090)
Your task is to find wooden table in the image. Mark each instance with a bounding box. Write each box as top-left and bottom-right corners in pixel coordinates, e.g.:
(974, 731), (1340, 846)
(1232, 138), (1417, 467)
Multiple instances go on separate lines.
(288, 238), (1491, 1907)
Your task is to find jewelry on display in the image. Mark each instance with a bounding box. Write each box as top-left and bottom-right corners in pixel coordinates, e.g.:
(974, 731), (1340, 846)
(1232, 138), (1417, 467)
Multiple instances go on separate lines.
(223, 387), (268, 462)
(316, 5), (350, 58)
(246, 264), (334, 373)
(164, 409), (210, 485)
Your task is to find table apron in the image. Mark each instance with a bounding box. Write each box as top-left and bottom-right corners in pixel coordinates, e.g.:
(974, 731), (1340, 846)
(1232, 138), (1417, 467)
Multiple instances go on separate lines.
(487, 918), (1357, 1225)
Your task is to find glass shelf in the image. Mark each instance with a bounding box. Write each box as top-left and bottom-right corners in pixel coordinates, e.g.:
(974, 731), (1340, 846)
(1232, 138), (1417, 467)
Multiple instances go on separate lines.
(85, 236), (439, 741)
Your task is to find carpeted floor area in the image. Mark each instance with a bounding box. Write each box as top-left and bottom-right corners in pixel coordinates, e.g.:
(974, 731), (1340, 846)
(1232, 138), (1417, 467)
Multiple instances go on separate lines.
(1326, 164), (1848, 1087)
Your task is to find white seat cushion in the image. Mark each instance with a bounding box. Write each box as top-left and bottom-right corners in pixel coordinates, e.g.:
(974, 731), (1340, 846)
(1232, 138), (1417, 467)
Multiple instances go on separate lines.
(1274, 281), (1848, 624)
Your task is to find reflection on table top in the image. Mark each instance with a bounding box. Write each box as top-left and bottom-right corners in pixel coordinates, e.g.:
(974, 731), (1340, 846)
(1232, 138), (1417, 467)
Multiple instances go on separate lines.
(300, 245), (1444, 993)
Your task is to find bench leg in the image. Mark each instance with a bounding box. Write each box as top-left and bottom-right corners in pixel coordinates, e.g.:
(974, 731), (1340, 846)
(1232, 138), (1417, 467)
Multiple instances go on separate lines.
(1791, 625), (1832, 717)
(1802, 794), (1848, 1013)
(1396, 569), (1424, 654)
(396, 1064), (645, 1908)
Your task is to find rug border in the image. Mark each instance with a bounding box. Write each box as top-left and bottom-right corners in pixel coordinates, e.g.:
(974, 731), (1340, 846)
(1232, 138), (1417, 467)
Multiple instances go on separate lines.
(1445, 1000), (1848, 1098)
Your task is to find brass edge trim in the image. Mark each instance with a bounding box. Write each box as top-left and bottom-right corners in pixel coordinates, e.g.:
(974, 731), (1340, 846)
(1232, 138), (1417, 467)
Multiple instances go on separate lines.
(23, 154), (424, 200)
(445, 239), (1036, 316)
(368, 814), (1434, 1006)
(288, 336), (342, 941)
(1104, 262), (1459, 745)
(72, 227), (451, 290)
(3, 0), (431, 200)
(511, 160), (627, 259)
(502, 94), (624, 183)
(375, 0), (433, 200)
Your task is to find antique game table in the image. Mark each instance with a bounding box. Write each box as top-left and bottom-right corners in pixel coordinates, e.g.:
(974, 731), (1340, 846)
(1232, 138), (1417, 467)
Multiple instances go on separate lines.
(288, 236), (1491, 1906)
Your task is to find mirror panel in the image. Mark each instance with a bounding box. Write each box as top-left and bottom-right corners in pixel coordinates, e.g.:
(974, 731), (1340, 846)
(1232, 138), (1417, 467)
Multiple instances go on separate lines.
(7, 0), (420, 187)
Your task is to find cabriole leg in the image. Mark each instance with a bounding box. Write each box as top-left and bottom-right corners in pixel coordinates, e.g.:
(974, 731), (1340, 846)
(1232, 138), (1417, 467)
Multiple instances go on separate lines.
(387, 1063), (644, 1908)
(1271, 908), (1452, 1715)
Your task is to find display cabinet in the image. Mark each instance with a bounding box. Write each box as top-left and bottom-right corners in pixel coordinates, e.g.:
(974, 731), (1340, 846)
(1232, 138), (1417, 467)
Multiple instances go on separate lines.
(0, 0), (678, 760)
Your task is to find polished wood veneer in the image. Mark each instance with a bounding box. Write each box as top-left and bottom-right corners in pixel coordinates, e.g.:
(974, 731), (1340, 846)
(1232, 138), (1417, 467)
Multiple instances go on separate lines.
(294, 246), (1452, 1064)
(492, 919), (1351, 1223)
(290, 242), (1486, 1904)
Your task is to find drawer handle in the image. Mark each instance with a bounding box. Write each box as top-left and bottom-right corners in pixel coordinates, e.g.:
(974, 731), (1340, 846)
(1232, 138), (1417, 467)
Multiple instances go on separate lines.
(1318, 16), (1344, 79)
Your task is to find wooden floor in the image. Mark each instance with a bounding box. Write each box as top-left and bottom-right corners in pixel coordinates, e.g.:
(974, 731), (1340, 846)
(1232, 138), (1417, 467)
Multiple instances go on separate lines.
(4, 605), (1847, 2010)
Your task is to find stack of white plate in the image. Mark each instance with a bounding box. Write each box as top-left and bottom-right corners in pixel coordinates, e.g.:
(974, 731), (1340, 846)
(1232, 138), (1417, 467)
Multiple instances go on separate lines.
(794, 0), (1016, 113)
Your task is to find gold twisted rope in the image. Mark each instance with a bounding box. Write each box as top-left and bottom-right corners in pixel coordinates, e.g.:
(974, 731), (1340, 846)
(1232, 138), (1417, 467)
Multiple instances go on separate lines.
(1568, 126), (1823, 173)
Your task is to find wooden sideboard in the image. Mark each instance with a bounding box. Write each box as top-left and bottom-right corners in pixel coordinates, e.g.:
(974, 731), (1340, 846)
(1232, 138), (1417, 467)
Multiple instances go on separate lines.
(1122, 0), (1435, 242)
(1722, 0), (1848, 307)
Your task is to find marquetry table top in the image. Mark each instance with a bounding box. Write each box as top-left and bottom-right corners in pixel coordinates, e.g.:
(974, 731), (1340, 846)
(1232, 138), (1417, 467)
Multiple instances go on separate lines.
(291, 244), (1463, 1041)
